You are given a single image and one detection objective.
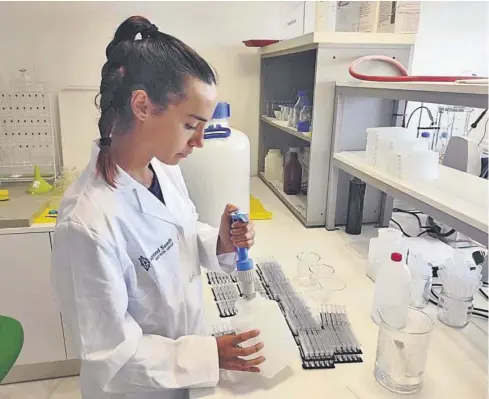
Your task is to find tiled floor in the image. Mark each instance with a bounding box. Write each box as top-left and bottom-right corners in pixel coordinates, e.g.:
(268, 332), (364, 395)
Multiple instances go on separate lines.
(0, 377), (80, 399)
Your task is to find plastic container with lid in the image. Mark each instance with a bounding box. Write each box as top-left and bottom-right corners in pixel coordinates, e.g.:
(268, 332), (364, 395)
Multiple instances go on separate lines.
(372, 252), (412, 325)
(264, 149), (283, 183)
(179, 102), (250, 227)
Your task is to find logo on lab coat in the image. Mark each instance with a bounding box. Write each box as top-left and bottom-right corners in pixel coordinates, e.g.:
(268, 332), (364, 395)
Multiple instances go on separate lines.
(138, 238), (174, 271)
(139, 256), (151, 271)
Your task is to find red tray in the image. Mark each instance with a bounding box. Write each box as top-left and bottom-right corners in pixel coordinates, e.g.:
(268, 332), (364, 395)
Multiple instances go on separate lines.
(243, 40), (279, 48)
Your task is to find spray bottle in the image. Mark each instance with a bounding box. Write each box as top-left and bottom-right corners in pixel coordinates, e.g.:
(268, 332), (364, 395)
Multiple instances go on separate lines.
(230, 211), (298, 379)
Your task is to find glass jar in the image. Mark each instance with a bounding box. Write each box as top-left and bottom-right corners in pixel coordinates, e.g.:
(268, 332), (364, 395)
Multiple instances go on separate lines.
(410, 274), (432, 309)
(436, 288), (474, 328)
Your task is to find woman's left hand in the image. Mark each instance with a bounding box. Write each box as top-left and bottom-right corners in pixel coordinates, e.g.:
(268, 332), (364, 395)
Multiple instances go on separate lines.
(217, 204), (255, 255)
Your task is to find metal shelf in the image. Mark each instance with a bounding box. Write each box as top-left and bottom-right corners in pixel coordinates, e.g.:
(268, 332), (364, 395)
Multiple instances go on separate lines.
(260, 32), (416, 57)
(261, 116), (312, 142)
(336, 81), (488, 109)
(258, 172), (307, 225)
(332, 151), (488, 244)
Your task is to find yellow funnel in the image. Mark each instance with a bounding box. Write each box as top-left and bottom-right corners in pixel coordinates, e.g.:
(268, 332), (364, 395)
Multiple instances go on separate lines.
(26, 165), (53, 195)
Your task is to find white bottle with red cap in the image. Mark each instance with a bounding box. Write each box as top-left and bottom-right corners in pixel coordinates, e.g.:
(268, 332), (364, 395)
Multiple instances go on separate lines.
(372, 252), (412, 325)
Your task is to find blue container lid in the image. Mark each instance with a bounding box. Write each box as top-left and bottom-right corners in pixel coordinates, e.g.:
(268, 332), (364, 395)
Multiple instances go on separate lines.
(212, 102), (230, 119)
(440, 132), (448, 138)
(421, 132), (430, 138)
(297, 90), (307, 98)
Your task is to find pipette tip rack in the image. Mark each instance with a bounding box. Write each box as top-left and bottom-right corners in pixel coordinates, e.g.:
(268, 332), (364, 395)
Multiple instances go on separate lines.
(207, 259), (363, 369)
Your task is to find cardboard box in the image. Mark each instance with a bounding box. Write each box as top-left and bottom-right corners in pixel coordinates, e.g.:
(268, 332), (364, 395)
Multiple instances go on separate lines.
(377, 1), (420, 33)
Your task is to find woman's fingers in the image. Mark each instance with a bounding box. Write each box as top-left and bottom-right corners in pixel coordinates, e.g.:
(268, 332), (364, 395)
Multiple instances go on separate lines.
(231, 329), (260, 346)
(228, 342), (264, 358)
(223, 356), (266, 372)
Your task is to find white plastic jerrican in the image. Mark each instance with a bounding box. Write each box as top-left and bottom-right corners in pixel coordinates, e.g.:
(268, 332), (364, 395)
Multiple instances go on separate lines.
(232, 297), (298, 379)
(180, 119), (250, 228)
(372, 253), (412, 326)
(367, 228), (407, 281)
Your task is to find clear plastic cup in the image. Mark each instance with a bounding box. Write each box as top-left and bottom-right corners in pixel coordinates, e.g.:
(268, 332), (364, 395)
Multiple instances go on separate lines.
(375, 306), (434, 394)
(296, 252), (321, 286)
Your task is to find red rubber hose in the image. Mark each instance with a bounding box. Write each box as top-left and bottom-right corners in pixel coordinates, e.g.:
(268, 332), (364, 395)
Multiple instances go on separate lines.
(349, 55), (485, 82)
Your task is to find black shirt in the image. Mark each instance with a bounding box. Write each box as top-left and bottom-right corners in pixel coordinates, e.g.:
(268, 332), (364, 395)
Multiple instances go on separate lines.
(148, 164), (165, 204)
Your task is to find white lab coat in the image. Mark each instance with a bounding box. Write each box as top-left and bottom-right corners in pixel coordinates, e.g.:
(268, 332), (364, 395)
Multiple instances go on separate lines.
(51, 142), (235, 399)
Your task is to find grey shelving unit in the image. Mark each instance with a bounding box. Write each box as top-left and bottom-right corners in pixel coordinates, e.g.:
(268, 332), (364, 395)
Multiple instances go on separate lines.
(325, 81), (488, 243)
(257, 32), (414, 226)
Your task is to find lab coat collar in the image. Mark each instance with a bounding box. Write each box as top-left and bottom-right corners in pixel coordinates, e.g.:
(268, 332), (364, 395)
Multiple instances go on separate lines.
(89, 141), (180, 227)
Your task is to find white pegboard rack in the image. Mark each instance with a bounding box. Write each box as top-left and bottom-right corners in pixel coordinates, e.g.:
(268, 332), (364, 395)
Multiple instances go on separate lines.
(0, 88), (57, 182)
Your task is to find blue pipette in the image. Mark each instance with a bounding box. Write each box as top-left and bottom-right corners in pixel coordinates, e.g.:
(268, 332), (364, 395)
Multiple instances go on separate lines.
(231, 211), (256, 299)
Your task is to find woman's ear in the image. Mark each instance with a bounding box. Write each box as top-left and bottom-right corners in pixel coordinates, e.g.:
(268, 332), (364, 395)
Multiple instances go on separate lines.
(131, 90), (151, 121)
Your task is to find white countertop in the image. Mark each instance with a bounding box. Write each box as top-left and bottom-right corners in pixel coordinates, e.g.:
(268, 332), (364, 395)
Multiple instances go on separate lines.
(191, 178), (488, 399)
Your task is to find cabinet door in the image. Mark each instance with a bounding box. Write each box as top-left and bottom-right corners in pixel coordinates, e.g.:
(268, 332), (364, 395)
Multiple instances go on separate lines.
(0, 233), (67, 365)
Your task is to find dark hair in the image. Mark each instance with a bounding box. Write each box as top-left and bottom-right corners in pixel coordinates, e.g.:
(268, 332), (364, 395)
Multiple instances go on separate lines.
(95, 16), (216, 187)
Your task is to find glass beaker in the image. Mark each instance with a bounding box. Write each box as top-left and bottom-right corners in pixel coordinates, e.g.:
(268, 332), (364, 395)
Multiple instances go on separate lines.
(374, 306), (434, 394)
(296, 252), (320, 286)
(308, 264), (335, 288)
(410, 274), (432, 309)
(436, 288), (474, 328)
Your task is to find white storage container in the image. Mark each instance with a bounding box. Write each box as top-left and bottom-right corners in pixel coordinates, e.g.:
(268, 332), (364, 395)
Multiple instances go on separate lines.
(372, 252), (412, 326)
(180, 102), (250, 228)
(264, 149), (284, 183)
(233, 297), (298, 379)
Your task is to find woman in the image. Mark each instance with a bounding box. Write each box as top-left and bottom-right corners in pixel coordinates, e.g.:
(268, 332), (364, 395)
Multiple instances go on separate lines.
(51, 16), (264, 399)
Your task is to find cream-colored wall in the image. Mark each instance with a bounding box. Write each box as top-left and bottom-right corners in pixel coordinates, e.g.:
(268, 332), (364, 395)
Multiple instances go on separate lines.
(0, 1), (281, 175)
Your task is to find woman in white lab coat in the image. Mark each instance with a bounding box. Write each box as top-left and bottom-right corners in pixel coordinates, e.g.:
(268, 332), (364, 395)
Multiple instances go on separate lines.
(51, 16), (264, 399)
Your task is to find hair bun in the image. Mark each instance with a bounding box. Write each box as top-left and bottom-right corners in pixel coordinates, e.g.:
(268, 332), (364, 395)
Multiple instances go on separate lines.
(141, 24), (159, 38)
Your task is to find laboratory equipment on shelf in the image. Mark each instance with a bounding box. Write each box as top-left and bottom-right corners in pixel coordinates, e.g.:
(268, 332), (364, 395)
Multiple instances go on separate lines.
(231, 212), (297, 379)
(299, 147), (310, 195)
(297, 105), (312, 133)
(374, 306), (434, 394)
(290, 91), (309, 129)
(372, 253), (411, 325)
(283, 147), (302, 195)
(264, 149), (283, 183)
(180, 102), (250, 227)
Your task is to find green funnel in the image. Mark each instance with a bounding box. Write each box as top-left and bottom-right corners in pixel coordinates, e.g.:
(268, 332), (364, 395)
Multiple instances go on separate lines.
(26, 165), (53, 195)
(0, 316), (24, 383)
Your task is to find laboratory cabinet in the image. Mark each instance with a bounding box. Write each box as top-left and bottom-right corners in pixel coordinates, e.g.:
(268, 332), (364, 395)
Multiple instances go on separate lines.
(0, 232), (66, 365)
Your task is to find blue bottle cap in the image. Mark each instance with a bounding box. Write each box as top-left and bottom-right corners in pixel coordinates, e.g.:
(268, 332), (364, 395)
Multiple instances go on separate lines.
(421, 132), (430, 138)
(211, 102), (230, 119)
(441, 132), (448, 138)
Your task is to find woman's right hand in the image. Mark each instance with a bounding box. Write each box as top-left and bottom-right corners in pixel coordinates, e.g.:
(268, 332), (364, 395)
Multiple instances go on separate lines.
(216, 329), (265, 373)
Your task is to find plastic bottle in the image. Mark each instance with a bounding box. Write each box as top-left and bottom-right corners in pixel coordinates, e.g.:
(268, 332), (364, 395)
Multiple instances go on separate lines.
(232, 296), (298, 379)
(283, 148), (302, 195)
(372, 252), (412, 326)
(290, 91), (309, 129)
(299, 147), (310, 193)
(437, 132), (449, 155)
(420, 131), (431, 150)
(264, 149), (282, 182)
(297, 104), (312, 133)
